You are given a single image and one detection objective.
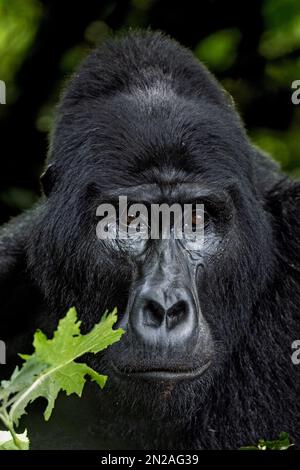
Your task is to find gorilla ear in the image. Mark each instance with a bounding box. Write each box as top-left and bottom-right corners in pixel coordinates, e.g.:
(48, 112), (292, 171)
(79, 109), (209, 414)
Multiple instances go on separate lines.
(40, 163), (58, 197)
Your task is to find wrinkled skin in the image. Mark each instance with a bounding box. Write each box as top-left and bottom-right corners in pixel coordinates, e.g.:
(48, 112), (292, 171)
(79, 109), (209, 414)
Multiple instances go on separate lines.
(1, 31), (300, 449)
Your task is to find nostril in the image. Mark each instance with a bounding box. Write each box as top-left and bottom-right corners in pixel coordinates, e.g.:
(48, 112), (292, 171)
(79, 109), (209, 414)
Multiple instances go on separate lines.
(166, 300), (188, 328)
(167, 300), (187, 318)
(143, 300), (165, 327)
(140, 297), (191, 331)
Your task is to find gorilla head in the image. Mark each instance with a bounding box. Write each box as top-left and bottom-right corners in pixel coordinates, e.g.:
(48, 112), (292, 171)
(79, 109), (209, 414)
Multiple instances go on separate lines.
(2, 31), (300, 448)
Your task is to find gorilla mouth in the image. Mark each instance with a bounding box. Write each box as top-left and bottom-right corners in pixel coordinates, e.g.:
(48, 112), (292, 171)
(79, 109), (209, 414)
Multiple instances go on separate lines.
(111, 360), (211, 381)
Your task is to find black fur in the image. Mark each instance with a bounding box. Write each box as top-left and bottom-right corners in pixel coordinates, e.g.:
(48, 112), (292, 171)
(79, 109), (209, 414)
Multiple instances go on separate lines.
(1, 31), (300, 449)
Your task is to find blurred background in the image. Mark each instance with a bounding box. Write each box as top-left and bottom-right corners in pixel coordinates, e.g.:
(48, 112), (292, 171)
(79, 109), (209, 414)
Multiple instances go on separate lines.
(0, 0), (300, 224)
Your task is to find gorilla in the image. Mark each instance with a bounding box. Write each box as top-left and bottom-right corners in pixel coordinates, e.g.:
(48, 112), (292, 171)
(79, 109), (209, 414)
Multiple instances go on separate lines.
(1, 31), (300, 450)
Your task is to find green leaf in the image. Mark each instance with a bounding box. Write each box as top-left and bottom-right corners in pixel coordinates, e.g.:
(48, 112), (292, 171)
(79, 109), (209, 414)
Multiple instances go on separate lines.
(0, 430), (29, 450)
(240, 432), (294, 450)
(0, 307), (124, 449)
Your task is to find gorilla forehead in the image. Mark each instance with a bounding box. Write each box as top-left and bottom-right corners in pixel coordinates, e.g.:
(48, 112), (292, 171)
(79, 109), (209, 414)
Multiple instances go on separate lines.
(52, 84), (252, 191)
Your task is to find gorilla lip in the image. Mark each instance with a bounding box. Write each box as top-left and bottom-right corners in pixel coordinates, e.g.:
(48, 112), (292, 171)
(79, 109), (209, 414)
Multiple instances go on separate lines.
(111, 360), (211, 381)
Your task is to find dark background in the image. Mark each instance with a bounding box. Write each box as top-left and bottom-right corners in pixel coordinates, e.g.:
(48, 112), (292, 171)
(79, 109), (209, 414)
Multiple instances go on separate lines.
(0, 0), (300, 225)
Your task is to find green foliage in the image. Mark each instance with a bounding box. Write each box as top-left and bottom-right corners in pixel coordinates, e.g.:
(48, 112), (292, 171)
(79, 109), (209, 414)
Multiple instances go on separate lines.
(251, 111), (300, 175)
(0, 307), (124, 450)
(195, 29), (240, 72)
(0, 0), (41, 95)
(261, 0), (300, 59)
(0, 430), (29, 450)
(0, 187), (38, 211)
(240, 432), (294, 450)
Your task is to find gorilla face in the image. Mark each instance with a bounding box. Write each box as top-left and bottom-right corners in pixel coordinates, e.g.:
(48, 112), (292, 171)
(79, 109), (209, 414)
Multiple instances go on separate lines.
(27, 33), (275, 420)
(30, 98), (273, 420)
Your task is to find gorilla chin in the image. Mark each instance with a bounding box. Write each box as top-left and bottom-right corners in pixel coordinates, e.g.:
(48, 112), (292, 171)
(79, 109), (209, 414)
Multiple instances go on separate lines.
(96, 353), (216, 424)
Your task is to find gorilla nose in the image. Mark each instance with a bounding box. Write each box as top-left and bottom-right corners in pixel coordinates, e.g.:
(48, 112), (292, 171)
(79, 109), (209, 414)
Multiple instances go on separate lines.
(130, 289), (198, 345)
(143, 298), (188, 329)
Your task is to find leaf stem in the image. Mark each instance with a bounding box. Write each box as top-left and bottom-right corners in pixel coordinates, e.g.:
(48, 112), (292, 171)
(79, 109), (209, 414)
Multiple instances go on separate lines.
(0, 409), (23, 450)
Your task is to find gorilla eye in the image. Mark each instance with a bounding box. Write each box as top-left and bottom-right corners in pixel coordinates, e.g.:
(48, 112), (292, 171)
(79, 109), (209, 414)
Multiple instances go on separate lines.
(191, 209), (208, 230)
(192, 210), (203, 227)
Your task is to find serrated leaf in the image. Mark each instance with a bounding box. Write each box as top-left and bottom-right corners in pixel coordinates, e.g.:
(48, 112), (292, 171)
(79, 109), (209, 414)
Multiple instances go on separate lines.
(0, 307), (124, 429)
